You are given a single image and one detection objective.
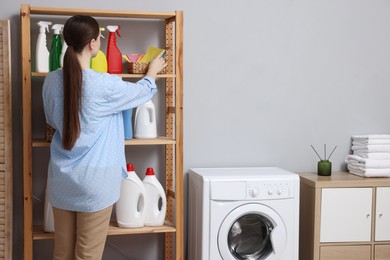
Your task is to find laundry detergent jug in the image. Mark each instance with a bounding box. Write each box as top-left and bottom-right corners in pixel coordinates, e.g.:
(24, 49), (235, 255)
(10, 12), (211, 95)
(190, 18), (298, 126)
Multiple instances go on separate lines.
(134, 100), (157, 139)
(116, 164), (146, 228)
(143, 168), (166, 226)
(123, 108), (133, 140)
(43, 184), (54, 232)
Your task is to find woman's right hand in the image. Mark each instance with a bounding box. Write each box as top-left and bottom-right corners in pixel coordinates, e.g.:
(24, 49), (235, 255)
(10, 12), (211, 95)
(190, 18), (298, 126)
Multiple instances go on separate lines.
(146, 51), (167, 79)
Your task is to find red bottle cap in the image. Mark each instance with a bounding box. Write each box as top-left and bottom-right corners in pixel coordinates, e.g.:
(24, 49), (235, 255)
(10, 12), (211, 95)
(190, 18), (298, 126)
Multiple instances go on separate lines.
(127, 164), (134, 172)
(145, 167), (155, 176)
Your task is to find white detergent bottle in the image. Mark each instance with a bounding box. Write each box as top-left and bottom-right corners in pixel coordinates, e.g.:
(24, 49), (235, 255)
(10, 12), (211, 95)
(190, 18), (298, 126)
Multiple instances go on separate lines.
(143, 168), (166, 226)
(43, 184), (54, 232)
(36, 21), (52, 72)
(134, 100), (157, 139)
(116, 164), (146, 228)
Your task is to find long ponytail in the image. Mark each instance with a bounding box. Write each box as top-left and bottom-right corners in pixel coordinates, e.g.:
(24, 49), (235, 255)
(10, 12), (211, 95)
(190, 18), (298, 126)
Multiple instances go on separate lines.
(62, 15), (99, 150)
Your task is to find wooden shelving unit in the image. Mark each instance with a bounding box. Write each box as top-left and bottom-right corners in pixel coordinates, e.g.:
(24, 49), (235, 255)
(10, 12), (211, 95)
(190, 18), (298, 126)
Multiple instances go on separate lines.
(20, 4), (183, 260)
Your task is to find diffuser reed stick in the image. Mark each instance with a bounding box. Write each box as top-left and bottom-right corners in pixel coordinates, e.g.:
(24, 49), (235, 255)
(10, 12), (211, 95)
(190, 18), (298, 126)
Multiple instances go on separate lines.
(311, 144), (337, 161)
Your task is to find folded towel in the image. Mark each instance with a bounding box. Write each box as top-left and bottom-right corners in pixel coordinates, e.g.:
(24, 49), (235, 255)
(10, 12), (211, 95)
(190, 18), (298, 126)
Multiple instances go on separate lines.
(345, 155), (390, 168)
(353, 139), (390, 146)
(351, 145), (390, 153)
(347, 164), (390, 177)
(349, 170), (390, 178)
(354, 152), (390, 160)
(352, 135), (390, 140)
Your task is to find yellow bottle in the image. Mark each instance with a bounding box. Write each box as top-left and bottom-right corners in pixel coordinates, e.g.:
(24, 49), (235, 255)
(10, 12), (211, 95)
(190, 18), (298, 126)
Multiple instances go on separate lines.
(91, 50), (108, 73)
(91, 28), (108, 73)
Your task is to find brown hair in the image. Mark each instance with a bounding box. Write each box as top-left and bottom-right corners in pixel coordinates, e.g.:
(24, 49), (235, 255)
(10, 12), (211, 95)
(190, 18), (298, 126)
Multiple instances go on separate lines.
(62, 15), (99, 150)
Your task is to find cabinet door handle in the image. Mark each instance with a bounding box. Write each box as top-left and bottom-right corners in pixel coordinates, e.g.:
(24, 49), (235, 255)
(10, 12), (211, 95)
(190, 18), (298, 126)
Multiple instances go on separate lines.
(366, 214), (370, 218)
(379, 213), (383, 218)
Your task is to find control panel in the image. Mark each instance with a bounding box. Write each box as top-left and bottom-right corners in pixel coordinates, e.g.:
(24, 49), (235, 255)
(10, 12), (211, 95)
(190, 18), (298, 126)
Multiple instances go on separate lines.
(246, 181), (293, 200)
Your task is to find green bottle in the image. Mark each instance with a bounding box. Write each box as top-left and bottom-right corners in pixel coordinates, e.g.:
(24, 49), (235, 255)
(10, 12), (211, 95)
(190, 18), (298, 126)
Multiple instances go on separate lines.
(49, 24), (63, 71)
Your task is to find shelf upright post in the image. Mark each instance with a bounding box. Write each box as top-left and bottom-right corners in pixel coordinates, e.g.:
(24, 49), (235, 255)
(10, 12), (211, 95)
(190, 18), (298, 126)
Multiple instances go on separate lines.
(164, 15), (175, 260)
(174, 10), (184, 260)
(20, 4), (33, 260)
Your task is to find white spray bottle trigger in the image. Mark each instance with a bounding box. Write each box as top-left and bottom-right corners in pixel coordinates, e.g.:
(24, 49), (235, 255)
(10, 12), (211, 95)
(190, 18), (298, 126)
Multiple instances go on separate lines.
(37, 21), (52, 33)
(107, 25), (121, 37)
(52, 24), (64, 35)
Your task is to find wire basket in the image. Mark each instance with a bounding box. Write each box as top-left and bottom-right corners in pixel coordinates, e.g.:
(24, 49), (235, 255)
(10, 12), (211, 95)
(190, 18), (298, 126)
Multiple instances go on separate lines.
(46, 124), (55, 142)
(128, 62), (166, 74)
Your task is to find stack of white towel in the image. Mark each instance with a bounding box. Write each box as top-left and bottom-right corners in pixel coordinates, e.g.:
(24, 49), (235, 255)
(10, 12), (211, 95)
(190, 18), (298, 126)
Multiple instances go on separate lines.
(345, 135), (390, 177)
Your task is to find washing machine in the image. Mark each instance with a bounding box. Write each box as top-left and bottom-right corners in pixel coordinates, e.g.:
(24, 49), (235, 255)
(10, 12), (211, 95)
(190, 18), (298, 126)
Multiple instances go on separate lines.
(188, 167), (299, 260)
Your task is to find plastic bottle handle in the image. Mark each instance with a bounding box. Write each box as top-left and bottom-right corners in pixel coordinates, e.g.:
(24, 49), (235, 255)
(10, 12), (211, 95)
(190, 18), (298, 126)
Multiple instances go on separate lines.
(147, 107), (155, 125)
(156, 194), (167, 218)
(136, 192), (145, 215)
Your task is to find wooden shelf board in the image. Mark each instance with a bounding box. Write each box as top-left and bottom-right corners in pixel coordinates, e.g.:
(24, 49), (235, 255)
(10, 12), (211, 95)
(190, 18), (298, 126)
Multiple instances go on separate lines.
(125, 137), (176, 145)
(29, 7), (176, 19)
(299, 172), (390, 188)
(33, 222), (176, 240)
(31, 72), (175, 78)
(32, 137), (176, 147)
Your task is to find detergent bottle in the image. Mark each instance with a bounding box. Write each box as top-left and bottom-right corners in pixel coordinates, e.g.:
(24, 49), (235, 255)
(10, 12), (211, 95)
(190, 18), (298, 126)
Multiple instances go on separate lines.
(43, 183), (54, 232)
(123, 108), (133, 140)
(91, 28), (108, 73)
(143, 168), (166, 226)
(49, 24), (63, 71)
(134, 100), (157, 139)
(116, 164), (147, 228)
(106, 25), (122, 74)
(36, 21), (52, 72)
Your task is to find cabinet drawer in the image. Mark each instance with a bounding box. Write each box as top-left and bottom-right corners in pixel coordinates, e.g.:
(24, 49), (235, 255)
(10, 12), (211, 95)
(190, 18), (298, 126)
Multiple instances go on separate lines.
(320, 188), (372, 242)
(320, 245), (371, 260)
(375, 244), (390, 260)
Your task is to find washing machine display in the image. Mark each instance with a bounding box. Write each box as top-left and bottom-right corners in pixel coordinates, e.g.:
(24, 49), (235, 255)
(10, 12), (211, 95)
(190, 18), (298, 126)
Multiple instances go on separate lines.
(188, 167), (299, 260)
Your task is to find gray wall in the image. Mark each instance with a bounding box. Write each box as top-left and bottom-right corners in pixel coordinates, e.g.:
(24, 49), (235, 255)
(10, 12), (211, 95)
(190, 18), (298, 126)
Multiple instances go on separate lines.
(3, 0), (390, 259)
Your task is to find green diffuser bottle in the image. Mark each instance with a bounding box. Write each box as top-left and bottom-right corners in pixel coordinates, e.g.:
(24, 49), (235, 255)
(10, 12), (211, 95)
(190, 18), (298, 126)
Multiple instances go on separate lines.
(49, 24), (63, 71)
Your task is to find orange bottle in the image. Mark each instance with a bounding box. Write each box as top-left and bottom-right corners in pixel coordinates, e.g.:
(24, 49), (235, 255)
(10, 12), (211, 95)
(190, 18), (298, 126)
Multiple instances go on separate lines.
(106, 25), (122, 74)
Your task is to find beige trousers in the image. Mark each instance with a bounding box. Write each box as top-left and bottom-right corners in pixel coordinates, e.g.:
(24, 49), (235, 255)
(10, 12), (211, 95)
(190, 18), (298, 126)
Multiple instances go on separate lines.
(53, 206), (113, 260)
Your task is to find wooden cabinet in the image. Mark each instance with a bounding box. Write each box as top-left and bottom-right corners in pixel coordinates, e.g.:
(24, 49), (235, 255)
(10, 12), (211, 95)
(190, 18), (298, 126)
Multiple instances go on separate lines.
(20, 4), (183, 260)
(299, 172), (390, 260)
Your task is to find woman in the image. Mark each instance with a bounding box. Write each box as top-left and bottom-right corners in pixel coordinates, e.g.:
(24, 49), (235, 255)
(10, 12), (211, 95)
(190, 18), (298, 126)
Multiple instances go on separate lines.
(42, 15), (166, 260)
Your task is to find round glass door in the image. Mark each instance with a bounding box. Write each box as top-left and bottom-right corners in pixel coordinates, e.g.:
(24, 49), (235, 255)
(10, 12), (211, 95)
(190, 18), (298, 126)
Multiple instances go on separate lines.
(228, 214), (274, 259)
(218, 203), (287, 260)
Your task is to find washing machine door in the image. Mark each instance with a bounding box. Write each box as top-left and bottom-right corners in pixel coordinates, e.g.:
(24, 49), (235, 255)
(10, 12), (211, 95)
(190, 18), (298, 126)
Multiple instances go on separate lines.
(218, 203), (287, 260)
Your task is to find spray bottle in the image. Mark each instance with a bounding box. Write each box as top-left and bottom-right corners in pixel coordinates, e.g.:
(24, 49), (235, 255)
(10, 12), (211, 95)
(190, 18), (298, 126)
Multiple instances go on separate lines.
(36, 21), (52, 73)
(91, 28), (108, 73)
(60, 27), (68, 68)
(106, 25), (122, 74)
(49, 24), (63, 71)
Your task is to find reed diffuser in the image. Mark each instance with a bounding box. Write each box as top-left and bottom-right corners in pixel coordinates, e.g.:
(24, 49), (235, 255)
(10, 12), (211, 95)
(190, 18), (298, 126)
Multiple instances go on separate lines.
(311, 144), (337, 176)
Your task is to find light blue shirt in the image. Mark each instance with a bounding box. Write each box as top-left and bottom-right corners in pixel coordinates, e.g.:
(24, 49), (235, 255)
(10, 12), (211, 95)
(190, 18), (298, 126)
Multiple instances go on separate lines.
(42, 68), (157, 212)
